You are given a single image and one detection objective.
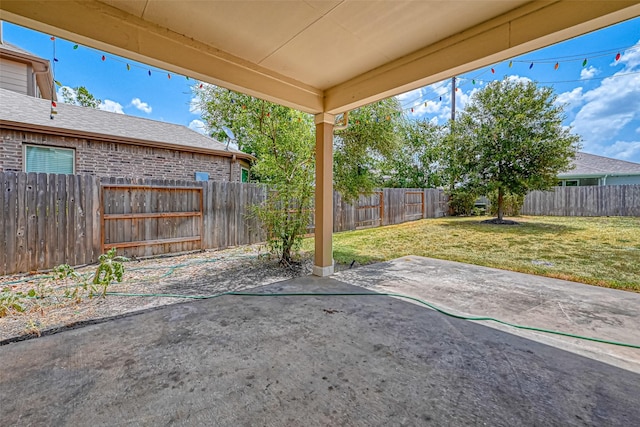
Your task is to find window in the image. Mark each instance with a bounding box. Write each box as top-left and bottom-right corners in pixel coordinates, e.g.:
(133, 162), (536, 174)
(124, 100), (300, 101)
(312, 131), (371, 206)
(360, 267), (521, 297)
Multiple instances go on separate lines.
(565, 180), (578, 187)
(24, 145), (74, 174)
(581, 178), (598, 186)
(241, 168), (249, 183)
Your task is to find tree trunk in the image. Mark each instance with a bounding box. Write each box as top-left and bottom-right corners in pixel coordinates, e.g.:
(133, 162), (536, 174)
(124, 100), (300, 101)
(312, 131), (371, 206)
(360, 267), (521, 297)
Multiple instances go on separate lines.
(497, 187), (504, 221)
(280, 236), (292, 266)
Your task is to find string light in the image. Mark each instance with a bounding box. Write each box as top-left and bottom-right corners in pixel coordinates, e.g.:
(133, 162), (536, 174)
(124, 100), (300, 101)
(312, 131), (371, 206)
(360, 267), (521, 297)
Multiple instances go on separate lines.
(55, 36), (640, 120)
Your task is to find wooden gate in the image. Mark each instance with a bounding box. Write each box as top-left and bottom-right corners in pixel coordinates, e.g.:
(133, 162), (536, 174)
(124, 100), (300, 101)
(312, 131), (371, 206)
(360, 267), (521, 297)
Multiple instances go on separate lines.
(404, 191), (424, 221)
(101, 184), (203, 258)
(356, 191), (383, 229)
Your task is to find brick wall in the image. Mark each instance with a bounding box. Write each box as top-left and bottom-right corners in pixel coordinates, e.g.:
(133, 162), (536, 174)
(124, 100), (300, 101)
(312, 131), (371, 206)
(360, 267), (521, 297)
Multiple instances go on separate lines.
(0, 129), (246, 181)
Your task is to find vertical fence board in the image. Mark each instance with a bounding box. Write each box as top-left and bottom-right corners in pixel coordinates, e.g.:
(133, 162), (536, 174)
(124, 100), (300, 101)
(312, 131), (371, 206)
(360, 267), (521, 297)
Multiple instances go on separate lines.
(35, 173), (47, 270)
(26, 173), (38, 271)
(5, 173), (18, 274)
(0, 173), (9, 275)
(15, 173), (28, 273)
(75, 174), (87, 266)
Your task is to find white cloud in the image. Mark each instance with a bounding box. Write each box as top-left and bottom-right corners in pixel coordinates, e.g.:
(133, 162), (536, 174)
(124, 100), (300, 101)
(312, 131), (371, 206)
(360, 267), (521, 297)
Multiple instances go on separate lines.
(98, 99), (125, 114)
(614, 39), (640, 71)
(188, 119), (207, 135)
(506, 75), (532, 85)
(580, 66), (599, 80)
(57, 86), (77, 104)
(455, 87), (479, 111)
(189, 96), (202, 115)
(396, 87), (424, 103)
(603, 141), (640, 161)
(556, 87), (584, 110)
(570, 40), (640, 154)
(130, 98), (152, 114)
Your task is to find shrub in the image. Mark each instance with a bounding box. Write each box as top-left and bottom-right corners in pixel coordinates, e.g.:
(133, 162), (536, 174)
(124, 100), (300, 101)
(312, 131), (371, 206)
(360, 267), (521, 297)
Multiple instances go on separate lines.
(447, 189), (478, 216)
(487, 191), (524, 217)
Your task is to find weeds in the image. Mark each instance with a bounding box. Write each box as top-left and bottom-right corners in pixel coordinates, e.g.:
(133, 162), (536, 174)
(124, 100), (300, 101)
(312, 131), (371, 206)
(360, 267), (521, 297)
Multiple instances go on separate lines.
(0, 249), (128, 318)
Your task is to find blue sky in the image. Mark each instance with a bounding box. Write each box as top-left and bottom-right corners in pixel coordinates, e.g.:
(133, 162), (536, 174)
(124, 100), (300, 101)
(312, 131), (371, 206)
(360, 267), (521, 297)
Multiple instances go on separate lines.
(3, 17), (640, 162)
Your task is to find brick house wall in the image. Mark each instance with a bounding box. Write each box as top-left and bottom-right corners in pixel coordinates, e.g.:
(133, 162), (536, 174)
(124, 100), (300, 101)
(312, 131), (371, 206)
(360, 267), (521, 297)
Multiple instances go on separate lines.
(0, 129), (249, 181)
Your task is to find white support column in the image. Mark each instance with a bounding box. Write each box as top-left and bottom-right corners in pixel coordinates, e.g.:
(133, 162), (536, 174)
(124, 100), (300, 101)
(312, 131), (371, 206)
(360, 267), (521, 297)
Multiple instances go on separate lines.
(313, 113), (335, 277)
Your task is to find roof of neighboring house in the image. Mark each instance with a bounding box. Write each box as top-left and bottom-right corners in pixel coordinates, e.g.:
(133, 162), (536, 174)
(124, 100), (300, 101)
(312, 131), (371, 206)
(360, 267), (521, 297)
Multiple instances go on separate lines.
(559, 152), (640, 178)
(0, 41), (55, 100)
(0, 88), (253, 160)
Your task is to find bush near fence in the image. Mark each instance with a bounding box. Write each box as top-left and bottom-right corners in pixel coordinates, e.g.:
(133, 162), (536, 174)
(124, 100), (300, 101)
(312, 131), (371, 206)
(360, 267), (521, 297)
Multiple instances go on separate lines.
(1, 172), (446, 275)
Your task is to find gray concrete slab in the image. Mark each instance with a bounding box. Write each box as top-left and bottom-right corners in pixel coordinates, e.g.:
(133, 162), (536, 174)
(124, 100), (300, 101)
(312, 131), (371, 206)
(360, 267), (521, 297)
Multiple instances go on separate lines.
(1, 276), (639, 426)
(335, 256), (640, 373)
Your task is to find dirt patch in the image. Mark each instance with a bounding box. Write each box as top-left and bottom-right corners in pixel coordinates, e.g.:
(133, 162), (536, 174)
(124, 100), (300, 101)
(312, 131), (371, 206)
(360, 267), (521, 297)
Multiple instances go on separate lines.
(480, 218), (520, 225)
(1, 245), (347, 343)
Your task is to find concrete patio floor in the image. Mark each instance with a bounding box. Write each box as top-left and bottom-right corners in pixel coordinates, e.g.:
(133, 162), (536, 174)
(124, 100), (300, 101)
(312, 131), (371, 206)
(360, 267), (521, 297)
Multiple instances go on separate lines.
(1, 259), (639, 426)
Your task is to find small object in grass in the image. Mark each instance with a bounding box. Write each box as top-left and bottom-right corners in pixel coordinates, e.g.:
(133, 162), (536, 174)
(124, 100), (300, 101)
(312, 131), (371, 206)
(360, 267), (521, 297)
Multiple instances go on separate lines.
(531, 260), (554, 267)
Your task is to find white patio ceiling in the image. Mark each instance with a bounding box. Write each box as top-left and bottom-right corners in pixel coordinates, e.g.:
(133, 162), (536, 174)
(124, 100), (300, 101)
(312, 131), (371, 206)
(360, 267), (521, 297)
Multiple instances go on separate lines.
(2, 1), (639, 114)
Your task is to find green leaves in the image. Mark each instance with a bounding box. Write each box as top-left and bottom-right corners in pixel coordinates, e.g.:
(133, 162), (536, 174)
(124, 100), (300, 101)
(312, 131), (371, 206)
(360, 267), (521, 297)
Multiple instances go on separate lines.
(60, 86), (101, 108)
(448, 78), (581, 219)
(334, 98), (403, 202)
(195, 85), (315, 264)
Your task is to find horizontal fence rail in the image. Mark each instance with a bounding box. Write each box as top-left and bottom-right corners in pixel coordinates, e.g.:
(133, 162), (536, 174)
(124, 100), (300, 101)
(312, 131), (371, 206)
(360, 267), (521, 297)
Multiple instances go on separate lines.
(522, 185), (640, 217)
(1, 172), (440, 275)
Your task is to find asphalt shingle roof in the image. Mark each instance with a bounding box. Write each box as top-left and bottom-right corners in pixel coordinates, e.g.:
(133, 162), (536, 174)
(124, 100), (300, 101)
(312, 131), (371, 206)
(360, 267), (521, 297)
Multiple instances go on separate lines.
(0, 88), (250, 159)
(0, 41), (35, 56)
(559, 152), (640, 177)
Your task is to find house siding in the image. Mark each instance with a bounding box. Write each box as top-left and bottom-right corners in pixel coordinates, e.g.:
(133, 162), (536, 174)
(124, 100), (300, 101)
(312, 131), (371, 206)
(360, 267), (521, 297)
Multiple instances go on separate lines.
(607, 175), (640, 185)
(0, 60), (28, 95)
(0, 129), (244, 181)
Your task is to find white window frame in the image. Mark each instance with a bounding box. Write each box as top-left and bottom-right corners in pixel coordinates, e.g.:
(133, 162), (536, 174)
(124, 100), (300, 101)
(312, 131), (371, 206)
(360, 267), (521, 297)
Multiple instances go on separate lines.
(23, 144), (76, 174)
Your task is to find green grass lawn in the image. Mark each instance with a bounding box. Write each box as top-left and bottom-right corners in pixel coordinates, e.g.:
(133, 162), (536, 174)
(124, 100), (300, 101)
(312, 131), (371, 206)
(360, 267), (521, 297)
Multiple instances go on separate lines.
(302, 216), (640, 292)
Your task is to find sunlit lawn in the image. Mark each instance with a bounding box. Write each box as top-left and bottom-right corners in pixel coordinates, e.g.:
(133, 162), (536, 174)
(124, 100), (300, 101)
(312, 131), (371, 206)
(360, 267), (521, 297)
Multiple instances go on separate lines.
(303, 216), (640, 292)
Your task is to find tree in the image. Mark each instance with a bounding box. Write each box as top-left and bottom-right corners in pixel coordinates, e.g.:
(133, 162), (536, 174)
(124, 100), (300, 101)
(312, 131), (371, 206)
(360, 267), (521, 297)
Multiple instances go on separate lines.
(61, 86), (101, 108)
(381, 119), (444, 188)
(196, 85), (315, 265)
(454, 79), (580, 222)
(333, 98), (403, 202)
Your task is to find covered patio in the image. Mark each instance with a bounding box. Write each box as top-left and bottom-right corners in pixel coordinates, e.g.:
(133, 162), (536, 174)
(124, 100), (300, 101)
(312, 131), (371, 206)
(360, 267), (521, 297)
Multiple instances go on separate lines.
(3, 0), (639, 275)
(1, 2), (640, 425)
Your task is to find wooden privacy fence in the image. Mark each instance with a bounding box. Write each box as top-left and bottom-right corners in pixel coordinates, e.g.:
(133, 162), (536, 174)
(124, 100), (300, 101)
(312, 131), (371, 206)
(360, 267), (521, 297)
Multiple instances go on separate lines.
(331, 188), (447, 232)
(522, 185), (640, 217)
(101, 184), (204, 257)
(1, 172), (446, 275)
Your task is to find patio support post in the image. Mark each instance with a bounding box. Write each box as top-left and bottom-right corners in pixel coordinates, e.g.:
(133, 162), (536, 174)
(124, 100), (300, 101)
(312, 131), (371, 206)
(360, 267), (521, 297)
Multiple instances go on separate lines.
(313, 113), (335, 276)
